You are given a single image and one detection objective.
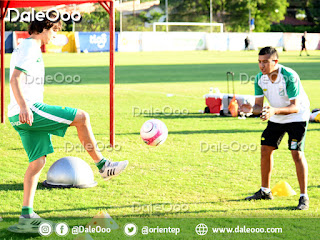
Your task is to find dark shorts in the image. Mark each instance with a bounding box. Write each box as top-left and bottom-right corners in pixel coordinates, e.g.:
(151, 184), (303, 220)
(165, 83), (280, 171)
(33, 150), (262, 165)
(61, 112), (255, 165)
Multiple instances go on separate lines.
(261, 121), (308, 152)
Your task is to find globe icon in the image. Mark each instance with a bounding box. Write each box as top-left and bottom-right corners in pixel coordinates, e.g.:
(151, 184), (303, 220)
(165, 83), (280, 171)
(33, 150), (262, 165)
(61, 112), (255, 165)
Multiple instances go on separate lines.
(195, 223), (208, 236)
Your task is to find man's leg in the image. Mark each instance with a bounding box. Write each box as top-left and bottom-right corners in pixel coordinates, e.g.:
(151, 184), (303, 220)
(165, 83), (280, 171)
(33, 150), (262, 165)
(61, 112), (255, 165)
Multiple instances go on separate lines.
(245, 121), (284, 201)
(70, 109), (128, 180)
(291, 150), (309, 210)
(19, 156), (46, 220)
(291, 150), (308, 194)
(261, 145), (275, 189)
(17, 156), (55, 232)
(22, 156), (46, 215)
(287, 121), (309, 210)
(245, 145), (275, 200)
(305, 48), (310, 56)
(70, 110), (103, 163)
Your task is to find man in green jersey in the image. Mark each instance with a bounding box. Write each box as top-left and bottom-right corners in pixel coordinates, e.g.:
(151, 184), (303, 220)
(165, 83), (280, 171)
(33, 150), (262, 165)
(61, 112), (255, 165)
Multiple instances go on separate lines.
(241, 47), (310, 210)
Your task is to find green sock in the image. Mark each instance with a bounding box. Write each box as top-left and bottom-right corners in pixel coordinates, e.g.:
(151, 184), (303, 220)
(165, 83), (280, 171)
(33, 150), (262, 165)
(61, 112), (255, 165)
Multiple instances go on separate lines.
(96, 158), (107, 170)
(21, 206), (33, 216)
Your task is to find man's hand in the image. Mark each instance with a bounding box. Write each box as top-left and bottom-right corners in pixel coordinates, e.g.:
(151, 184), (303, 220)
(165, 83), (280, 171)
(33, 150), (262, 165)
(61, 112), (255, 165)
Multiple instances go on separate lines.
(261, 106), (276, 121)
(19, 107), (33, 126)
(240, 103), (253, 114)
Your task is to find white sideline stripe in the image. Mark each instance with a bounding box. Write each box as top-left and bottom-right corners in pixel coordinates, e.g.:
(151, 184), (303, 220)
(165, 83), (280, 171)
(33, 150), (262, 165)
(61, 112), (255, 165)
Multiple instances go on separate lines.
(118, 88), (202, 99)
(30, 105), (72, 125)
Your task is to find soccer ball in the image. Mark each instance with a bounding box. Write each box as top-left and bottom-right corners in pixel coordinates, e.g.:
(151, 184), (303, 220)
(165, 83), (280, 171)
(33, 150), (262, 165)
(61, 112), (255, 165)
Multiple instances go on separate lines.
(140, 119), (168, 146)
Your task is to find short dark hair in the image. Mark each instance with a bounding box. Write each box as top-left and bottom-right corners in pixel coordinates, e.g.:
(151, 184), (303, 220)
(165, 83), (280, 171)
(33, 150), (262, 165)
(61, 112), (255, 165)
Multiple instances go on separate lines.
(28, 11), (62, 35)
(258, 47), (278, 59)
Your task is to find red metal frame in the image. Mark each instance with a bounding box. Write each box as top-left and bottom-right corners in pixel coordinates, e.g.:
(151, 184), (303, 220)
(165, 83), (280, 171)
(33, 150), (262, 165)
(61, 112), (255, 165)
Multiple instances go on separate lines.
(0, 0), (116, 146)
(0, 2), (9, 123)
(109, 1), (115, 147)
(99, 1), (115, 147)
(1, 14), (5, 124)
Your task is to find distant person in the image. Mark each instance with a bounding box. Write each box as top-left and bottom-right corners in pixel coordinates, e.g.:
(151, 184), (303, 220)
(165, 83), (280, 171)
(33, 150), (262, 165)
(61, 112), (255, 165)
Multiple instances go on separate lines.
(244, 36), (250, 50)
(300, 31), (310, 56)
(241, 47), (310, 210)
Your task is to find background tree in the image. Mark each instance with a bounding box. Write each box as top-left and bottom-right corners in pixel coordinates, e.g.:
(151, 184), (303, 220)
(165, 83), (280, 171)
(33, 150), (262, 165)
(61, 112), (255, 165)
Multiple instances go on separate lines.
(161, 0), (288, 32)
(242, 0), (288, 32)
(309, 0), (320, 24)
(75, 11), (109, 31)
(5, 8), (31, 31)
(271, 0), (320, 32)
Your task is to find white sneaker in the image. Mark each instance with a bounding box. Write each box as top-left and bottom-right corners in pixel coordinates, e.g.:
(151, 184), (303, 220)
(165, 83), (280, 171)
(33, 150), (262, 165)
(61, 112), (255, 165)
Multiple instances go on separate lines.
(99, 160), (129, 181)
(17, 213), (53, 233)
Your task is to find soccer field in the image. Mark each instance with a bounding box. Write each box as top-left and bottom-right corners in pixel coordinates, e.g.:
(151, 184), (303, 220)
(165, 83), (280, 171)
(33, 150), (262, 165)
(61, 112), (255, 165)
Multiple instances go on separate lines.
(1, 51), (320, 239)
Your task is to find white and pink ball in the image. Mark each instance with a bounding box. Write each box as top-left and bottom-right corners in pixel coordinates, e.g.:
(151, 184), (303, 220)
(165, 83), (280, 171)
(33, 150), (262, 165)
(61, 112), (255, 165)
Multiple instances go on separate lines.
(140, 119), (168, 146)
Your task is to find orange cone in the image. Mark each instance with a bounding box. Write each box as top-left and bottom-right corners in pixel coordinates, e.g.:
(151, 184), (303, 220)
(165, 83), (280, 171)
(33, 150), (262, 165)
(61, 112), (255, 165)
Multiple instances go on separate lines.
(271, 181), (296, 196)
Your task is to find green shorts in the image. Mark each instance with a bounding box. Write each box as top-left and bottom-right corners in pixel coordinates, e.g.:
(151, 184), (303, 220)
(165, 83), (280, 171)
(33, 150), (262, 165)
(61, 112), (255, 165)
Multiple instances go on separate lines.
(9, 102), (77, 162)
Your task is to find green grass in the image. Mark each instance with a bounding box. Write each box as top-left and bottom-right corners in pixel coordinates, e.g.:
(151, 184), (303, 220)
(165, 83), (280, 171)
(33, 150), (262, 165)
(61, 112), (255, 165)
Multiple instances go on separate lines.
(0, 51), (320, 239)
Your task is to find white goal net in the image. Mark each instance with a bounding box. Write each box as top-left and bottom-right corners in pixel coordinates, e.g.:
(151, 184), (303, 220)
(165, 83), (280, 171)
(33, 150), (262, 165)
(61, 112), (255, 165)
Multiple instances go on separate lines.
(153, 22), (224, 33)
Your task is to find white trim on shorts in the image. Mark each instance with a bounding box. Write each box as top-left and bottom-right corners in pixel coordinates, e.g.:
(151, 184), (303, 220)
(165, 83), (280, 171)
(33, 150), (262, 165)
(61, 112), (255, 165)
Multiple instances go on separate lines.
(30, 105), (72, 125)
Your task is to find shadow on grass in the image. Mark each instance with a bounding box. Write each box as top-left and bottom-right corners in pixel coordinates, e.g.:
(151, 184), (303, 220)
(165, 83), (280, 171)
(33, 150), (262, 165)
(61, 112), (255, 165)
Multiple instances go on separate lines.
(235, 206), (297, 211)
(308, 122), (320, 130)
(258, 206), (297, 211)
(225, 199), (243, 202)
(0, 183), (24, 191)
(0, 230), (39, 240)
(0, 183), (53, 192)
(120, 209), (228, 218)
(0, 201), (228, 216)
(308, 128), (320, 131)
(8, 148), (24, 150)
(225, 198), (299, 211)
(138, 113), (221, 119)
(4, 62), (320, 84)
(117, 129), (262, 136)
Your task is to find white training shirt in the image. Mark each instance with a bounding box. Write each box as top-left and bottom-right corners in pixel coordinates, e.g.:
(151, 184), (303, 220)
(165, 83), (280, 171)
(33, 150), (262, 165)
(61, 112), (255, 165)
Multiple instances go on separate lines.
(8, 38), (45, 117)
(255, 64), (310, 123)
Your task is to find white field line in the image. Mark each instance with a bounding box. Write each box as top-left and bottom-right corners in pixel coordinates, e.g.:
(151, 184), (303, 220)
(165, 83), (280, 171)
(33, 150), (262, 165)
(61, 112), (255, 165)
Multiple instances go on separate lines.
(117, 88), (202, 99)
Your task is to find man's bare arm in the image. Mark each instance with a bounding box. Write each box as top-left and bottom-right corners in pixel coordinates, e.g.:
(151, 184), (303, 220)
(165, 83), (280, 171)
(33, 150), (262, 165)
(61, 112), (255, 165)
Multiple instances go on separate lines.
(10, 69), (33, 126)
(252, 97), (264, 115)
(240, 96), (264, 115)
(261, 99), (299, 121)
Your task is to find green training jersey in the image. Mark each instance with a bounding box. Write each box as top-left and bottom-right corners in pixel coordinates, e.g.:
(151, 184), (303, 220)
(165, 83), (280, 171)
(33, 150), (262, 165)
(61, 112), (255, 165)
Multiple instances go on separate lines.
(255, 64), (310, 123)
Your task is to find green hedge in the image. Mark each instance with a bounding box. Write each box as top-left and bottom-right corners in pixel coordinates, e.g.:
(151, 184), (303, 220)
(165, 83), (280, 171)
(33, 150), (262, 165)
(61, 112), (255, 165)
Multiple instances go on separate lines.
(271, 23), (320, 33)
